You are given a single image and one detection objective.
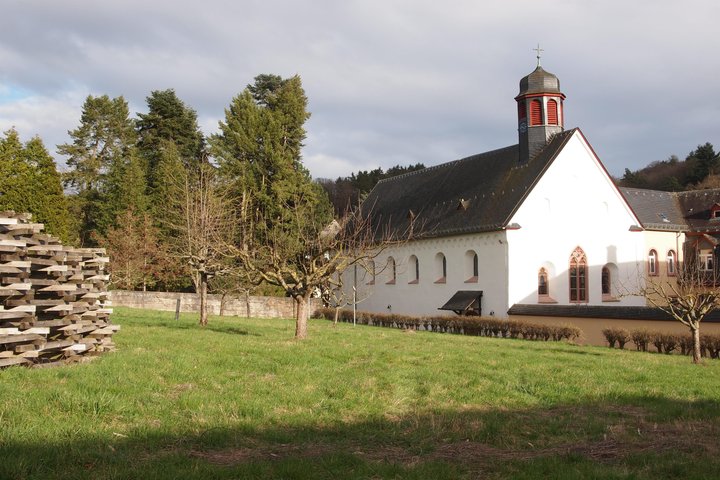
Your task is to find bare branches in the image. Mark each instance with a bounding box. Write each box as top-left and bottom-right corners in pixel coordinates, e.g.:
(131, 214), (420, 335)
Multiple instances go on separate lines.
(639, 256), (720, 363)
(164, 162), (236, 325)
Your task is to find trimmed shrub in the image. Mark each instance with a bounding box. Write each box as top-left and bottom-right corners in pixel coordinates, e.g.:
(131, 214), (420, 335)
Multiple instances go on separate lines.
(702, 334), (720, 359)
(631, 329), (651, 352)
(312, 308), (581, 343)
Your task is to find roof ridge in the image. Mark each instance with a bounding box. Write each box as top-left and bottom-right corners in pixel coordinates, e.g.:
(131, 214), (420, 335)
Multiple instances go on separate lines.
(374, 144), (518, 186)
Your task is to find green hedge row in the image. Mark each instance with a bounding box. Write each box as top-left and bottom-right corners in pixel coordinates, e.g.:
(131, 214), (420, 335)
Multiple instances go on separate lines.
(313, 307), (581, 342)
(601, 326), (720, 358)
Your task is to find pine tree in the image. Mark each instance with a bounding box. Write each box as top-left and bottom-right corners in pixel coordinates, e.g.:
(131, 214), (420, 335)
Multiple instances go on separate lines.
(58, 95), (141, 244)
(136, 89), (205, 193)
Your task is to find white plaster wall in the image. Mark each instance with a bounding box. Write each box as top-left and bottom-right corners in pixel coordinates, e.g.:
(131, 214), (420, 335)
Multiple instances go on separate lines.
(507, 131), (648, 307)
(346, 231), (509, 318)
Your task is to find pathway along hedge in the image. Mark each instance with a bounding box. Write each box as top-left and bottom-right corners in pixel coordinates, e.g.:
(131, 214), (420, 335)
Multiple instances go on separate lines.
(313, 307), (581, 342)
(601, 326), (720, 358)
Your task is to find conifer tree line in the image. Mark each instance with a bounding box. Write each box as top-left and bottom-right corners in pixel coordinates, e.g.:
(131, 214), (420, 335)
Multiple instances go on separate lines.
(0, 74), (403, 328)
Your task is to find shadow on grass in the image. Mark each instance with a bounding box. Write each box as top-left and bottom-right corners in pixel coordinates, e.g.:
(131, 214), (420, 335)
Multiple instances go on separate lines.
(2, 396), (719, 480)
(543, 347), (605, 357)
(118, 317), (260, 337)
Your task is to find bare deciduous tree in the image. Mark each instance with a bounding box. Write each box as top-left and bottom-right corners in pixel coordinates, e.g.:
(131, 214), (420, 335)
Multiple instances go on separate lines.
(101, 208), (168, 292)
(641, 253), (720, 364)
(233, 199), (400, 339)
(166, 163), (235, 326)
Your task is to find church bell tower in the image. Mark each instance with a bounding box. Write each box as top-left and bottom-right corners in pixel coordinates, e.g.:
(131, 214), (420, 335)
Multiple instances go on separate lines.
(516, 46), (566, 163)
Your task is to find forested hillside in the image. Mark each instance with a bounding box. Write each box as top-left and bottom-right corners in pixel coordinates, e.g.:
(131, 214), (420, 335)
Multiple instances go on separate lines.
(617, 142), (719, 191)
(317, 163), (425, 215)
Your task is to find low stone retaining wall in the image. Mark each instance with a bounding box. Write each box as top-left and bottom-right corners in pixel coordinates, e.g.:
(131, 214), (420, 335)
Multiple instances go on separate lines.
(109, 290), (319, 319)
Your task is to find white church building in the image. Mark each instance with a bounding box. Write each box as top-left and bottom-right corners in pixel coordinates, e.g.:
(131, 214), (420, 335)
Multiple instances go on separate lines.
(343, 59), (708, 333)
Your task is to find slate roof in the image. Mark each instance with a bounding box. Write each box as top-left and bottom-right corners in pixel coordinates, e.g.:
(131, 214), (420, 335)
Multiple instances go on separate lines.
(676, 189), (720, 233)
(517, 66), (562, 97)
(618, 187), (686, 231)
(362, 129), (577, 239)
(619, 187), (720, 233)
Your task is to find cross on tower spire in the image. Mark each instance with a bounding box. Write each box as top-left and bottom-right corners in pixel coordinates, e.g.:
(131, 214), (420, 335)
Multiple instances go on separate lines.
(534, 43), (544, 67)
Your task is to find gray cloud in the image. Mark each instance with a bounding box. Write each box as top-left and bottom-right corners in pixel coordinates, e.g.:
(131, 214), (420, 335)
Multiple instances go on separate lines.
(1, 0), (718, 180)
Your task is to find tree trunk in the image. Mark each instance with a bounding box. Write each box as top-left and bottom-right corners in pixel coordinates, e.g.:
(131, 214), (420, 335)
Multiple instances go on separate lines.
(691, 325), (702, 364)
(334, 306), (340, 326)
(245, 290), (251, 318)
(199, 272), (208, 326)
(294, 293), (311, 339)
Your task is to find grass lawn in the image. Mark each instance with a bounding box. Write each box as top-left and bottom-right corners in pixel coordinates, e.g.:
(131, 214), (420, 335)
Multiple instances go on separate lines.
(1, 307), (719, 479)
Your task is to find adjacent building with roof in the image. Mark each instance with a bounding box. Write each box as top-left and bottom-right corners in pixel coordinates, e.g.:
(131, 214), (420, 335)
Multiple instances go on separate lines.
(343, 58), (720, 343)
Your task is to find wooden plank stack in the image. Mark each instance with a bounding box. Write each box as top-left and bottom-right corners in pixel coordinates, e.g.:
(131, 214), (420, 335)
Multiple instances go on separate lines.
(0, 211), (117, 368)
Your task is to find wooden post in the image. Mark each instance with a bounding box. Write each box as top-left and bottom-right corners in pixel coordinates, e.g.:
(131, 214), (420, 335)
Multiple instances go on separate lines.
(175, 298), (181, 321)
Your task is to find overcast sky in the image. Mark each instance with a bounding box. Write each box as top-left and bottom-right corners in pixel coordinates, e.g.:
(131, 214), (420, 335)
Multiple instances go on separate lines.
(1, 0), (718, 180)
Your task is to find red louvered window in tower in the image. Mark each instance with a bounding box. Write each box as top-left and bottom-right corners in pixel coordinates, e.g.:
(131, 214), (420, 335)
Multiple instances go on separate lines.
(518, 101), (526, 121)
(530, 99), (543, 126)
(547, 99), (558, 125)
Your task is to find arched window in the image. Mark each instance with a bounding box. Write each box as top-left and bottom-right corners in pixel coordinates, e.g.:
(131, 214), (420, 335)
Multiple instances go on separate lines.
(518, 101), (527, 121)
(648, 250), (658, 276)
(602, 263), (618, 301)
(435, 252), (447, 283)
(538, 268), (549, 296)
(465, 250), (478, 282)
(530, 99), (543, 126)
(667, 250), (676, 276)
(409, 255), (419, 284)
(366, 260), (375, 285)
(547, 99), (558, 125)
(601, 266), (611, 296)
(386, 257), (396, 284)
(569, 247), (588, 303)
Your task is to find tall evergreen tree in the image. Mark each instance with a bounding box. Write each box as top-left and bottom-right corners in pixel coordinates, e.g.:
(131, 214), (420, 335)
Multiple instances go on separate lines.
(0, 129), (71, 242)
(211, 74), (339, 338)
(0, 129), (33, 212)
(23, 136), (72, 242)
(686, 142), (718, 186)
(58, 95), (141, 244)
(136, 89), (205, 191)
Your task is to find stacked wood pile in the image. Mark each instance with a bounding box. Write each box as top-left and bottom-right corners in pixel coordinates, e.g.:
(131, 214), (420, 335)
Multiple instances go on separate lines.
(0, 212), (116, 368)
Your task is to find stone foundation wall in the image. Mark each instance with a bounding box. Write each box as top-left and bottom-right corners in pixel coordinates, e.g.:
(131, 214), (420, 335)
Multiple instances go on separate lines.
(109, 290), (320, 319)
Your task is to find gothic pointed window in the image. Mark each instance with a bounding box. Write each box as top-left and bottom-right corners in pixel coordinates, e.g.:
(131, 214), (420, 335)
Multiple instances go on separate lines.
(569, 247), (588, 303)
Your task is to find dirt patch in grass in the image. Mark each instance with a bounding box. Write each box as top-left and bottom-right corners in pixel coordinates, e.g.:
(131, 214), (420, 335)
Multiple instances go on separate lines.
(190, 406), (720, 470)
